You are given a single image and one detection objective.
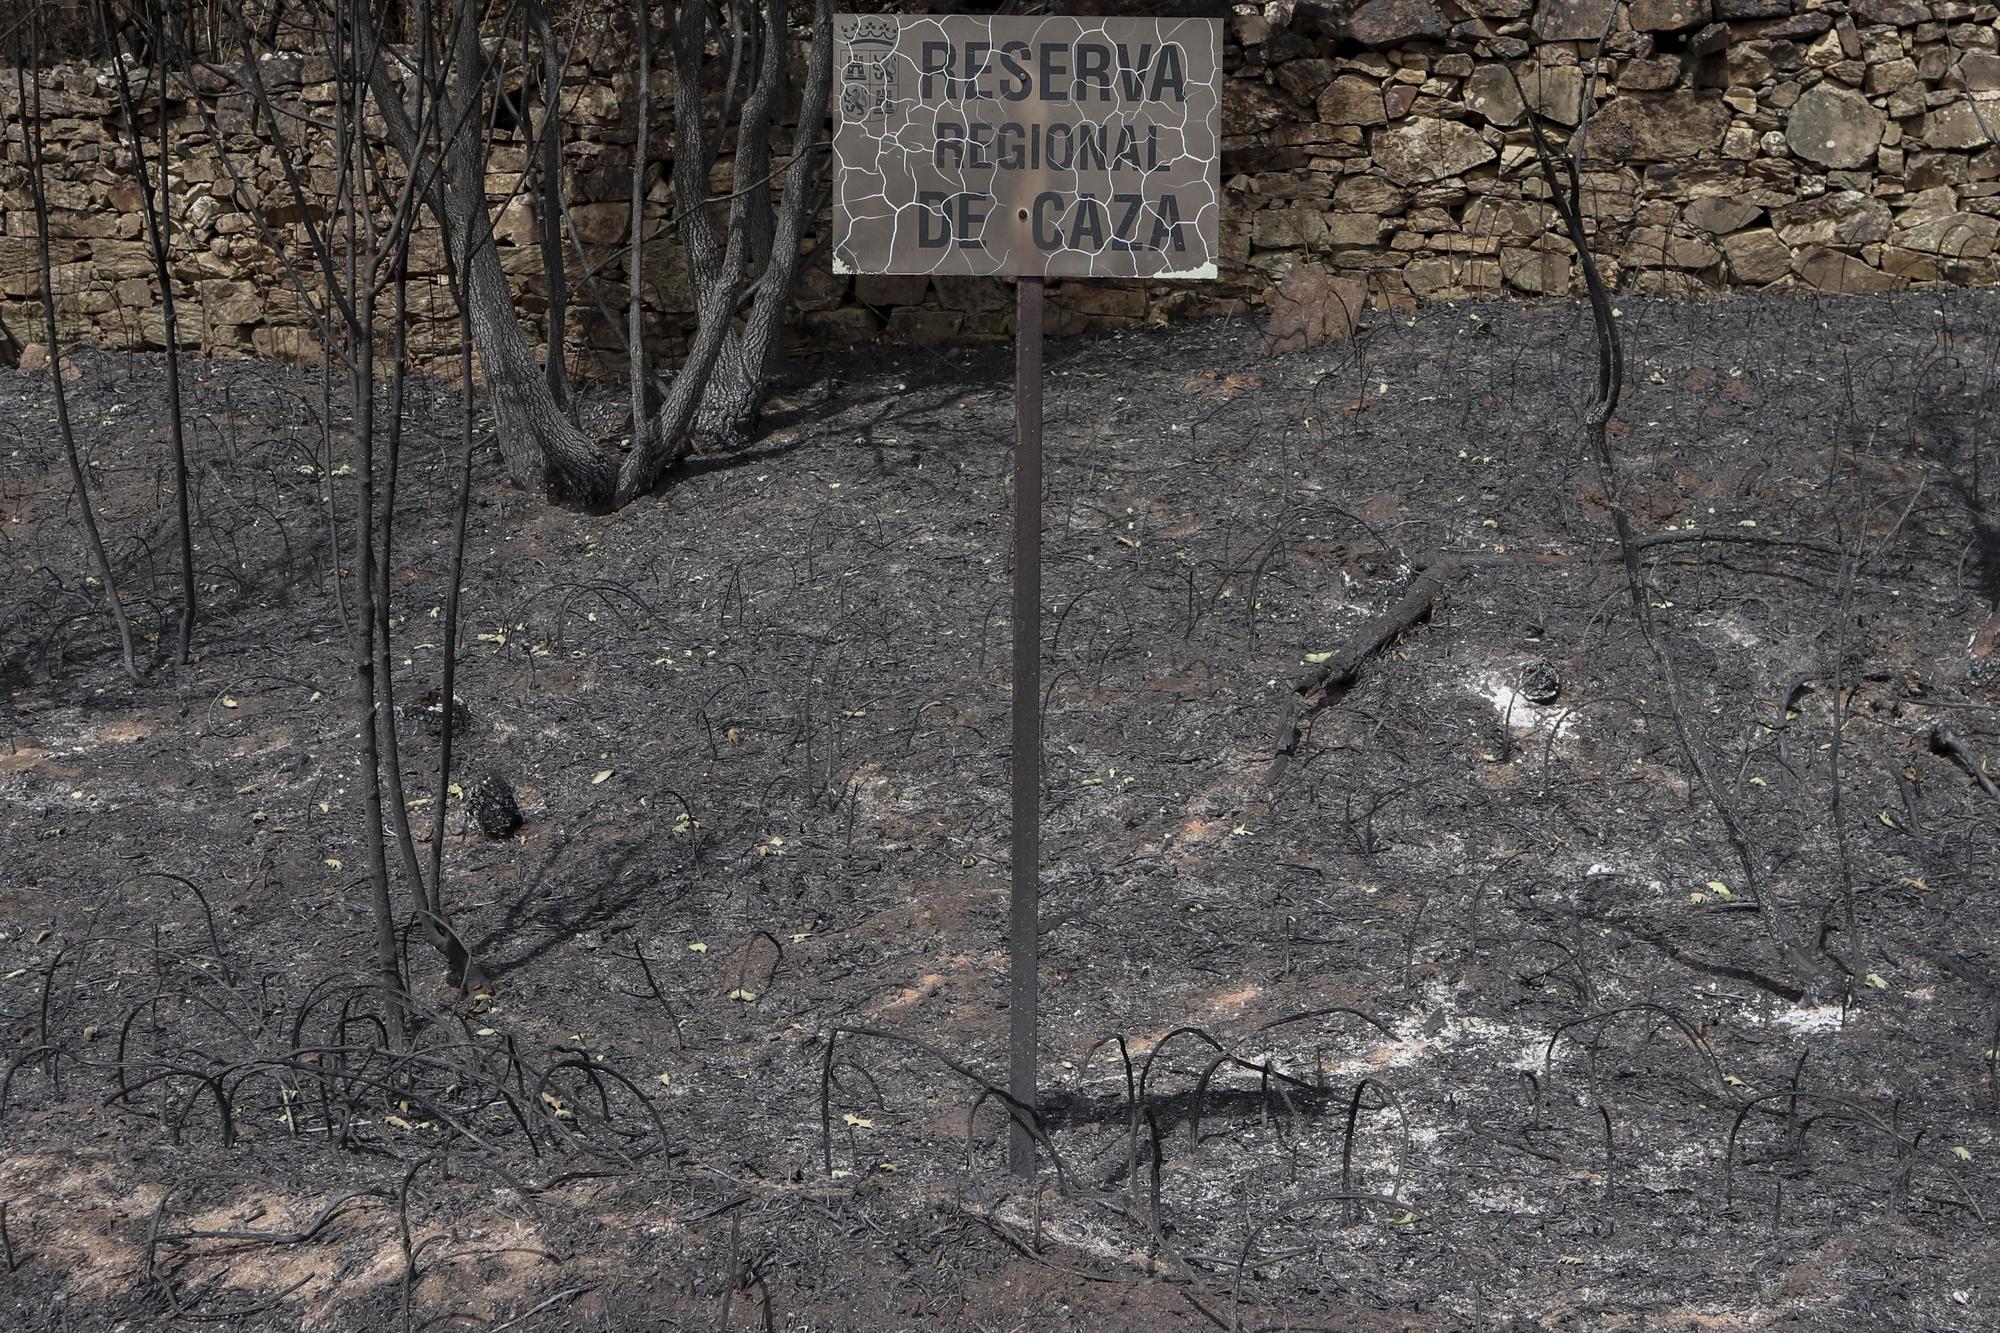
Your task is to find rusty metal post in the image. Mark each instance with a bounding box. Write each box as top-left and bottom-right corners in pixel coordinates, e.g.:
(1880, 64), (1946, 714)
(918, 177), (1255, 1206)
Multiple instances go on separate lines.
(1008, 275), (1044, 1178)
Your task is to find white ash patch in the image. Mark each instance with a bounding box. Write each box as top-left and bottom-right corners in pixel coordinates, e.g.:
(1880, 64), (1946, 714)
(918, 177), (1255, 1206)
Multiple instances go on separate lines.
(1703, 613), (1763, 649)
(1473, 672), (1578, 743)
(1298, 983), (1550, 1084)
(1579, 859), (1668, 896)
(1768, 1003), (1846, 1035)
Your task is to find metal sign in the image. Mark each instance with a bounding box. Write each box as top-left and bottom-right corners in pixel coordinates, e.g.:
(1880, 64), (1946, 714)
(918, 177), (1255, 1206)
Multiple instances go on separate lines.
(828, 14), (1221, 1181)
(832, 14), (1222, 279)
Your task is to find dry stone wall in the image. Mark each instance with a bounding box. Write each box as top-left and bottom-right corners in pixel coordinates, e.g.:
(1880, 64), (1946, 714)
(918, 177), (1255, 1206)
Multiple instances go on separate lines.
(4, 0), (1999, 370)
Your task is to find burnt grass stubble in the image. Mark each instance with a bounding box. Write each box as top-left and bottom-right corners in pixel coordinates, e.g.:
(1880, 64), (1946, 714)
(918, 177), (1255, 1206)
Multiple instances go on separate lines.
(3, 288), (2000, 1330)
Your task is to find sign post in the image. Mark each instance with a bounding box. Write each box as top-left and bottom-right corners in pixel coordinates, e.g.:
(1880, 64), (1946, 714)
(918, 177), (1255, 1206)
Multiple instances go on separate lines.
(1008, 273), (1042, 1178)
(831, 14), (1221, 1178)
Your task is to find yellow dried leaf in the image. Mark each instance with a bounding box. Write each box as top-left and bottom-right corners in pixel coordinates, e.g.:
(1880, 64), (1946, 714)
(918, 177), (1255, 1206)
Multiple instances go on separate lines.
(591, 769), (614, 784)
(727, 988), (758, 1002)
(842, 1113), (874, 1129)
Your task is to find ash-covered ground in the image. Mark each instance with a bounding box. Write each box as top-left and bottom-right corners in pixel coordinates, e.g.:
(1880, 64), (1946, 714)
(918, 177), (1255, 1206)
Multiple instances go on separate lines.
(3, 287), (1999, 1330)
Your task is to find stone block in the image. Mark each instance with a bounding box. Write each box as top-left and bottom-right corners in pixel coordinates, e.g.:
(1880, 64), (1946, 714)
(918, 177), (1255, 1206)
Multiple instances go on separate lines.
(1320, 76), (1392, 126)
(1533, 0), (1618, 41)
(1502, 246), (1572, 290)
(568, 202), (628, 246)
(1261, 265), (1369, 353)
(1631, 0), (1712, 28)
(1349, 0), (1451, 46)
(1794, 244), (1899, 290)
(1785, 84), (1888, 167)
(800, 307), (879, 342)
(1463, 64), (1584, 126)
(1627, 226), (1723, 266)
(1253, 206), (1332, 249)
(1372, 118), (1497, 185)
(1685, 196), (1763, 232)
(1893, 211), (2000, 255)
(1618, 58), (1681, 91)
(1589, 94), (1733, 161)
(1722, 226), (1792, 281)
(854, 274), (929, 306)
(1867, 57), (1920, 95)
(1328, 212), (1386, 246)
(1925, 102), (1998, 149)
(1063, 283), (1148, 319)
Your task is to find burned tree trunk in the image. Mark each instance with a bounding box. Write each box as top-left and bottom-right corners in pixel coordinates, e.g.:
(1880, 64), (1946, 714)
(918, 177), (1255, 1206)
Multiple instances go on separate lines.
(434, 1), (608, 497)
(693, 12), (831, 442)
(359, 0), (834, 507)
(199, 0), (491, 1001)
(105, 0), (199, 663)
(14, 13), (141, 683)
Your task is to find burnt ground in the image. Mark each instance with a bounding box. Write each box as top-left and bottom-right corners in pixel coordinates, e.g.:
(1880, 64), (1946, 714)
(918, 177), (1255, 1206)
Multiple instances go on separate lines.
(3, 286), (2000, 1331)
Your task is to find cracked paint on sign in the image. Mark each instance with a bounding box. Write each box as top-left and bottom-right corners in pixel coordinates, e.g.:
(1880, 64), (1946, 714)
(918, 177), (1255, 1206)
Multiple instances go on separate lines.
(832, 14), (1221, 279)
